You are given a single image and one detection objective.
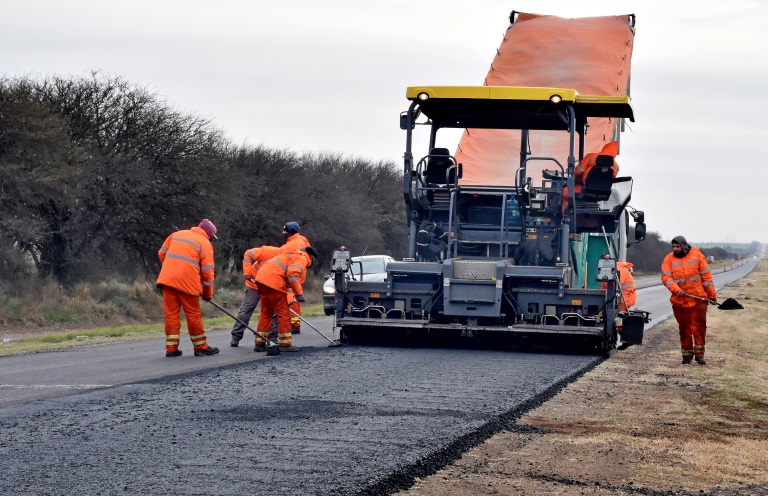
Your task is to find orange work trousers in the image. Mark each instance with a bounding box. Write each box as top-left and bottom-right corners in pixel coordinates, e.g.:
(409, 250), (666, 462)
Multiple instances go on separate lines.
(162, 286), (209, 352)
(257, 286), (292, 347)
(672, 301), (708, 358)
(287, 290), (301, 332)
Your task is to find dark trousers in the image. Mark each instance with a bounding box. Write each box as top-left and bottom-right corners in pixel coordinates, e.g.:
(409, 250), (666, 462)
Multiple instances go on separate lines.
(230, 287), (260, 340)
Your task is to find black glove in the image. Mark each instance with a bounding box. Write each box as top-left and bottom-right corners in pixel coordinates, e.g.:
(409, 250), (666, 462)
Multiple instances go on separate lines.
(200, 295), (211, 302)
(295, 294), (305, 302)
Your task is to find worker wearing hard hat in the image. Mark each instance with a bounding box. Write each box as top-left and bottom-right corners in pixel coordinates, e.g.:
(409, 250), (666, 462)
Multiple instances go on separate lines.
(254, 246), (319, 352)
(661, 236), (717, 365)
(156, 219), (220, 358)
(229, 245), (282, 347)
(280, 222), (312, 334)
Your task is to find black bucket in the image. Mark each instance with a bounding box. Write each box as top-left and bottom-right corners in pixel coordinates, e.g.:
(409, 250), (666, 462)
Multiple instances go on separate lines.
(266, 341), (280, 356)
(620, 310), (650, 345)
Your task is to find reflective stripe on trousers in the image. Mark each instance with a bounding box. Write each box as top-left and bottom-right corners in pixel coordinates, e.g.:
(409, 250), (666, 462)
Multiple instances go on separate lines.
(673, 301), (708, 358)
(256, 286), (291, 346)
(163, 287), (208, 352)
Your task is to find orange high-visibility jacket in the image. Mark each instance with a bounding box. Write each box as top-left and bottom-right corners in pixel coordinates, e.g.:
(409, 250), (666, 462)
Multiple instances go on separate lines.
(242, 245), (282, 290)
(600, 261), (636, 312)
(661, 247), (716, 307)
(156, 226), (215, 299)
(574, 141), (619, 193)
(282, 233), (311, 254)
(255, 251), (311, 296)
(616, 261), (636, 311)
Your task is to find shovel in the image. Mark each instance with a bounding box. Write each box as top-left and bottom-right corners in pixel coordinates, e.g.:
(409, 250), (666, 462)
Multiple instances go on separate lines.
(204, 298), (281, 355)
(289, 309), (343, 347)
(685, 294), (743, 310)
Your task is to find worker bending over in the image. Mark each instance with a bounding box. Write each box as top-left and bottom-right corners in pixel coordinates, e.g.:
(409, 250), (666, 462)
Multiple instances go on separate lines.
(254, 246), (319, 352)
(229, 245), (282, 347)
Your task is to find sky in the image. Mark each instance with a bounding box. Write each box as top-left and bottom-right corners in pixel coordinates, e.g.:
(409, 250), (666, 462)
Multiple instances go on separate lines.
(3, 0), (767, 245)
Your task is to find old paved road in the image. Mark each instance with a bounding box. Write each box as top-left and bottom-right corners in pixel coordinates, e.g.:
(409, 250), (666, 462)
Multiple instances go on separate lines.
(0, 259), (757, 495)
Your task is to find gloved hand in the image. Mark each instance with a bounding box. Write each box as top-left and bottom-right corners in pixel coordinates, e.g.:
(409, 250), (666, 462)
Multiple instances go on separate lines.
(295, 294), (305, 302)
(200, 295), (211, 302)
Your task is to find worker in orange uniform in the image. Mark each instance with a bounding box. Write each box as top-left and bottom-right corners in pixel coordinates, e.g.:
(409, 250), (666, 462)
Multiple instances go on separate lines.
(254, 246), (319, 352)
(599, 254), (637, 349)
(156, 219), (220, 357)
(574, 141), (619, 194)
(661, 236), (717, 365)
(600, 254), (637, 313)
(562, 141), (619, 214)
(281, 222), (312, 334)
(229, 245), (282, 347)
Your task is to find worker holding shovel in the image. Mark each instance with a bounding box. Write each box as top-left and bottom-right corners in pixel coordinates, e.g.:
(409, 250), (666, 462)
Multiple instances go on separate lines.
(661, 236), (717, 365)
(254, 246), (319, 352)
(229, 245), (282, 347)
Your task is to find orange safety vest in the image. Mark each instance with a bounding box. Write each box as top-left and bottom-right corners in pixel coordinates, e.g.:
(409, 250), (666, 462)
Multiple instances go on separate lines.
(661, 247), (716, 307)
(242, 245), (282, 290)
(282, 233), (311, 254)
(600, 261), (636, 312)
(255, 251), (311, 296)
(574, 141), (619, 194)
(156, 226), (215, 299)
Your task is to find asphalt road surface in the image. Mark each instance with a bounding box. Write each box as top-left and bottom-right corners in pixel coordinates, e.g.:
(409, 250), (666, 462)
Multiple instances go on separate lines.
(0, 259), (757, 495)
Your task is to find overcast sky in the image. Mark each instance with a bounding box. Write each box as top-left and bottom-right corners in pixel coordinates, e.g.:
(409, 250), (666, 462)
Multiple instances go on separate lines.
(3, 0), (767, 245)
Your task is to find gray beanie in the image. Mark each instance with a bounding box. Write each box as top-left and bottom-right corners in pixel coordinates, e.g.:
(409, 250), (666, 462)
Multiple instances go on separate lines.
(671, 235), (691, 255)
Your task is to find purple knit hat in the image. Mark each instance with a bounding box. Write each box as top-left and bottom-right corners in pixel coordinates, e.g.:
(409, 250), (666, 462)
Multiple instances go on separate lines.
(199, 219), (218, 240)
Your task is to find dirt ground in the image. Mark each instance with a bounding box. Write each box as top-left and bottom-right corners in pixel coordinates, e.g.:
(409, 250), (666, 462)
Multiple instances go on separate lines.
(398, 272), (768, 496)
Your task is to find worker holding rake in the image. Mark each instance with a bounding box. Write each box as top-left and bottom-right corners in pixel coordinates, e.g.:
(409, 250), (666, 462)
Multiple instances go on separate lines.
(661, 236), (717, 365)
(254, 246), (318, 352)
(229, 245), (282, 347)
(281, 222), (312, 334)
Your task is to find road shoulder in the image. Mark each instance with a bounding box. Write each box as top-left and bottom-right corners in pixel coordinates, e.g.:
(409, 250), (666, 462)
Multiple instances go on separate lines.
(399, 262), (768, 495)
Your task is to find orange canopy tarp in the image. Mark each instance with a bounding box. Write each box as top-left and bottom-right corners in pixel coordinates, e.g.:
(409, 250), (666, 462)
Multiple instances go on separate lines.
(455, 12), (634, 186)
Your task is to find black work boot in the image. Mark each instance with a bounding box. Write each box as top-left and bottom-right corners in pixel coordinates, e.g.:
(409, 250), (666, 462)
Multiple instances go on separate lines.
(279, 345), (300, 352)
(166, 350), (183, 357)
(194, 346), (220, 356)
(695, 356), (707, 365)
(682, 356), (692, 365)
(230, 337), (241, 347)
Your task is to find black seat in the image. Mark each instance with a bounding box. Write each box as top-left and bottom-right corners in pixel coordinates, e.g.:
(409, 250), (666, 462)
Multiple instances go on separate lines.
(424, 148), (456, 185)
(577, 154), (614, 201)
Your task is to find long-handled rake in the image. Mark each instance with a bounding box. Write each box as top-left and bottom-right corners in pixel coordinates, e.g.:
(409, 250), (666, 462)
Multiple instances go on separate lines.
(204, 298), (281, 355)
(289, 309), (343, 347)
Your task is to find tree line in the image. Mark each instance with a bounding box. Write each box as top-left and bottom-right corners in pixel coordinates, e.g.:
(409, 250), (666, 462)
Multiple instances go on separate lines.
(0, 73), (408, 287)
(1, 73), (760, 289)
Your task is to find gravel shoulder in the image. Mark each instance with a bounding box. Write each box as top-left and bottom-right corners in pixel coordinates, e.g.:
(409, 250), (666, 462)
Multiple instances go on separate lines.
(398, 262), (768, 496)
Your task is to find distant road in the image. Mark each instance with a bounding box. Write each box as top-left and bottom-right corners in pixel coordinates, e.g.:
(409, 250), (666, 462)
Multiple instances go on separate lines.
(634, 258), (755, 290)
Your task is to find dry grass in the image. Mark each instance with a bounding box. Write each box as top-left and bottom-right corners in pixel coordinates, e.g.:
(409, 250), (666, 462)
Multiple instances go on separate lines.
(0, 274), (327, 355)
(401, 259), (768, 495)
